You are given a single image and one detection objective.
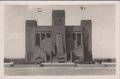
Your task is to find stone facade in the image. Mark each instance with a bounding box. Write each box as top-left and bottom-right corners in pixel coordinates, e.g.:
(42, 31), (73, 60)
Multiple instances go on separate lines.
(25, 10), (92, 63)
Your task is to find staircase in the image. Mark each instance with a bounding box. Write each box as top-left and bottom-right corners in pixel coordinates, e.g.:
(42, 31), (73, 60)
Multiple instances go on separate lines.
(72, 45), (84, 61)
(34, 46), (47, 62)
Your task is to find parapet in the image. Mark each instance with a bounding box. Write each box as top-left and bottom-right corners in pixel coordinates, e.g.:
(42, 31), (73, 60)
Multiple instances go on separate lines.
(52, 10), (65, 18)
(26, 20), (37, 27)
(81, 20), (92, 26)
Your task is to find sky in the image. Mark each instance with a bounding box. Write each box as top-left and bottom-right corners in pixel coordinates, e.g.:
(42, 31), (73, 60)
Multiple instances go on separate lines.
(4, 5), (116, 58)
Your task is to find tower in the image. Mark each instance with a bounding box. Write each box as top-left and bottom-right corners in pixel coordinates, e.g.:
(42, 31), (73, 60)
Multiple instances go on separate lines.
(81, 20), (93, 62)
(25, 20), (37, 63)
(52, 10), (66, 62)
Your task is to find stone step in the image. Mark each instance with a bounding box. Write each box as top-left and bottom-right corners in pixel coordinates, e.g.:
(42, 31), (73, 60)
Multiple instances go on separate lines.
(5, 63), (115, 67)
(76, 64), (116, 67)
(43, 63), (74, 67)
(76, 64), (105, 67)
(5, 63), (75, 67)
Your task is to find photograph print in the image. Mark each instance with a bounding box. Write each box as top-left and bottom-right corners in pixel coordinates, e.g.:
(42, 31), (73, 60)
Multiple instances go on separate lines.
(4, 4), (116, 76)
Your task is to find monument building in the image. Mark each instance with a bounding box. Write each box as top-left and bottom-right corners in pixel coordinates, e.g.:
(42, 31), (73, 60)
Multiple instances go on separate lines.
(25, 10), (92, 63)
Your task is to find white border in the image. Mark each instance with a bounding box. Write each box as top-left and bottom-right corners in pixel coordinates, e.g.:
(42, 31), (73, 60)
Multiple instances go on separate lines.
(0, 1), (119, 79)
(116, 2), (120, 79)
(0, 1), (119, 5)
